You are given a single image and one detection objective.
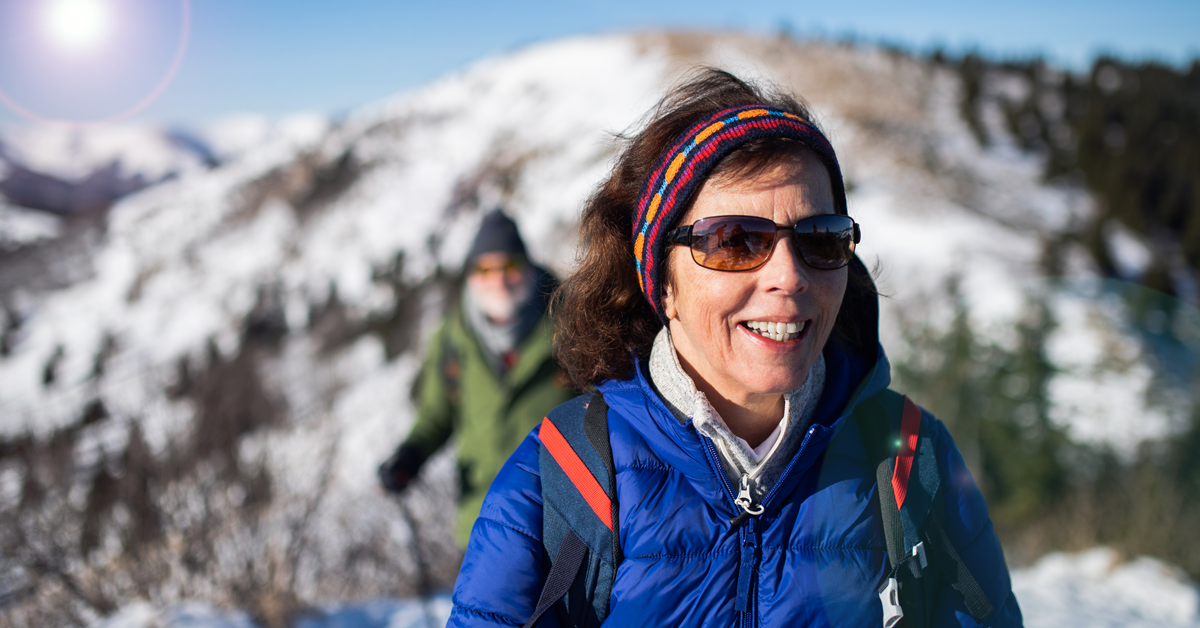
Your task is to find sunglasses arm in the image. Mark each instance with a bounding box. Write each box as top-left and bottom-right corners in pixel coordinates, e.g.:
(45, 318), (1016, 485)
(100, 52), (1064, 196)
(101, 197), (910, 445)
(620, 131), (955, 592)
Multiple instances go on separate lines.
(666, 225), (693, 245)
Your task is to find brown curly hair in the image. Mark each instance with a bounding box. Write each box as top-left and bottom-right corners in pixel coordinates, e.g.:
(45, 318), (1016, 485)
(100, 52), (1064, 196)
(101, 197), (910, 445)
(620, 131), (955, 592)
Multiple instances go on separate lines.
(553, 68), (872, 390)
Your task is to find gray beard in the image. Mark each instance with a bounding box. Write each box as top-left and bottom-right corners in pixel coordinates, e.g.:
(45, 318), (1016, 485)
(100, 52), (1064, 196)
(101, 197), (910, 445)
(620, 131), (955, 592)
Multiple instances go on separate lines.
(462, 278), (541, 373)
(471, 275), (534, 324)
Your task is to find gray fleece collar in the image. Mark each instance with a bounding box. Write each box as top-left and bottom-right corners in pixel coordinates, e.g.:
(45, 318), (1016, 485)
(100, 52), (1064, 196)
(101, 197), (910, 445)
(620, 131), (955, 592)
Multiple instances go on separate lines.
(647, 327), (826, 500)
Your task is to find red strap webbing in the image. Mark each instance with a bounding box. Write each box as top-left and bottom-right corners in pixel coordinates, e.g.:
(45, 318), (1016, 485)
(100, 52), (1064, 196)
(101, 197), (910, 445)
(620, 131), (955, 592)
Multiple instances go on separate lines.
(539, 416), (613, 530)
(891, 396), (921, 510)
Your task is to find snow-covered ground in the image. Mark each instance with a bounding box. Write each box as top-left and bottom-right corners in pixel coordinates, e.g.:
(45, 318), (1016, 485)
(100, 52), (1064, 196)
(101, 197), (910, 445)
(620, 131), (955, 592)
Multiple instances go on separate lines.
(91, 596), (454, 628)
(86, 550), (1200, 628)
(1014, 549), (1200, 628)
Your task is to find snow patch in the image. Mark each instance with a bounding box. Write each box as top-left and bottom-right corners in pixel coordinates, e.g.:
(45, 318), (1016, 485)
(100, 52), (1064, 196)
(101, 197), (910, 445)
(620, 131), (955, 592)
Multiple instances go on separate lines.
(1013, 548), (1200, 628)
(0, 203), (61, 249)
(87, 596), (453, 628)
(1105, 220), (1153, 279)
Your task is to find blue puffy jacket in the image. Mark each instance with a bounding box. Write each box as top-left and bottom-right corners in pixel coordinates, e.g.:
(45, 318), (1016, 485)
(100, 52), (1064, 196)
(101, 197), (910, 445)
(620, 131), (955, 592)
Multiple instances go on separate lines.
(448, 337), (1023, 627)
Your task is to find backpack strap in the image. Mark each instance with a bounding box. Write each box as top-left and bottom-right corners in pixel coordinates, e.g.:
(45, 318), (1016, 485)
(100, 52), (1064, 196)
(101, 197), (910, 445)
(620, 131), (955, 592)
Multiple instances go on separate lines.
(531, 392), (619, 628)
(853, 390), (906, 571)
(438, 327), (462, 405)
(523, 531), (587, 628)
(852, 390), (994, 626)
(896, 396), (940, 564)
(925, 506), (995, 620)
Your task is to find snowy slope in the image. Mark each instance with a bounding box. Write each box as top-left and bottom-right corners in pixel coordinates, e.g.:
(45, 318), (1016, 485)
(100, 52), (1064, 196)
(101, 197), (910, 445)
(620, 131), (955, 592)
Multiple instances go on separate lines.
(0, 35), (671, 624)
(86, 549), (1200, 628)
(0, 34), (663, 440)
(0, 31), (1193, 626)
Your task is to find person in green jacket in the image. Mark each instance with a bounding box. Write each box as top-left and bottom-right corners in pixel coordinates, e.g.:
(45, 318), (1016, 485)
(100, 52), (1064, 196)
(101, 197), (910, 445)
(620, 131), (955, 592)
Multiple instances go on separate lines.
(377, 209), (575, 546)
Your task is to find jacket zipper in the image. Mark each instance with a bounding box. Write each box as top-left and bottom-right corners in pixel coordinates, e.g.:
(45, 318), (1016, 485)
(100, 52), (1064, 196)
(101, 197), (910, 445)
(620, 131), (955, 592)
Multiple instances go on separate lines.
(702, 436), (760, 626)
(737, 514), (760, 627)
(708, 425), (824, 627)
(693, 392), (870, 626)
(759, 425), (819, 506)
(700, 436), (736, 501)
(729, 474), (764, 526)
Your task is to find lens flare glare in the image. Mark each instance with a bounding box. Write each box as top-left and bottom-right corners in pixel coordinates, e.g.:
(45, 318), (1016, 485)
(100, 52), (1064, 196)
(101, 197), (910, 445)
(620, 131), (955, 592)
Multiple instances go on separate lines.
(0, 0), (190, 126)
(43, 0), (112, 52)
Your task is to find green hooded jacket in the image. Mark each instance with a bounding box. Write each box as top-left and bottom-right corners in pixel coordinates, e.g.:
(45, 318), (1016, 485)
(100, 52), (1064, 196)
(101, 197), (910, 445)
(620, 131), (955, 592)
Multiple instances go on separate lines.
(401, 303), (574, 546)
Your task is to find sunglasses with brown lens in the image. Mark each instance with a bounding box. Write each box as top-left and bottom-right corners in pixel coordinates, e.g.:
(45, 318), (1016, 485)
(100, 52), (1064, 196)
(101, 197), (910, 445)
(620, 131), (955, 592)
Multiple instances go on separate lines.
(666, 214), (860, 272)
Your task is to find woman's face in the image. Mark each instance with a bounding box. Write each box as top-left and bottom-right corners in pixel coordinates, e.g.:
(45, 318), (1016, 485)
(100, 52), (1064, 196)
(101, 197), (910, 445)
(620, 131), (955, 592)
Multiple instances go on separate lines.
(663, 151), (847, 406)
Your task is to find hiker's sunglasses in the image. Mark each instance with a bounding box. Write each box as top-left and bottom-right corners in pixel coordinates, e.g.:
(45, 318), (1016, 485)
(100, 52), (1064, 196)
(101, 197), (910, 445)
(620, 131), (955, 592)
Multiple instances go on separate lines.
(667, 214), (861, 272)
(471, 257), (526, 277)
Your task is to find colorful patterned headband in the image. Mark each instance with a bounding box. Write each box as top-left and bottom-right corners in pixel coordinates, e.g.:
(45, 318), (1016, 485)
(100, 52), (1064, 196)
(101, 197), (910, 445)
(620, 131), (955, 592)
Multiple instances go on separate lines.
(631, 104), (847, 323)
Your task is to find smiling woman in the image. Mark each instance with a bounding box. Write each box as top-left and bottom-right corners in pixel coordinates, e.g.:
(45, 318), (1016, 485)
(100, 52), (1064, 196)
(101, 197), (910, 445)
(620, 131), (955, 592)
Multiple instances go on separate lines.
(43, 0), (113, 52)
(446, 69), (1024, 628)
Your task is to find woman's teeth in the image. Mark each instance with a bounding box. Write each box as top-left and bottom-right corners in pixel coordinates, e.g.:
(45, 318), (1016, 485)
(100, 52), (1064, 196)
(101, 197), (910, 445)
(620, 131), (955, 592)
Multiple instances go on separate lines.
(744, 320), (804, 342)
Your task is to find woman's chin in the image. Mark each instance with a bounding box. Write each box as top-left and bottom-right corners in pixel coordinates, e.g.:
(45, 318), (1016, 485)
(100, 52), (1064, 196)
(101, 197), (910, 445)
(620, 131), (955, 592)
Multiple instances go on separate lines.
(733, 364), (812, 396)
(736, 352), (819, 394)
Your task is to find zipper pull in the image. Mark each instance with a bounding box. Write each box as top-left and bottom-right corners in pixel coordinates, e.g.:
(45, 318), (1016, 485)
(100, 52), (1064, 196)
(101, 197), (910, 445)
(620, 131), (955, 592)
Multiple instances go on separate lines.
(728, 475), (764, 526)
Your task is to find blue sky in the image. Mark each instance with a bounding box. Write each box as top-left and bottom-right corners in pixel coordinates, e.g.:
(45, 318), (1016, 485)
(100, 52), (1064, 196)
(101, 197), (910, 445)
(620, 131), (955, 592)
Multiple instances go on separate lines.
(0, 0), (1197, 128)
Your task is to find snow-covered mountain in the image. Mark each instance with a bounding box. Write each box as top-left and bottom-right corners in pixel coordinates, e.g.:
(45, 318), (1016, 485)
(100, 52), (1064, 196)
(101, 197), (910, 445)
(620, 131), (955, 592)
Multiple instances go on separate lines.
(0, 115), (281, 297)
(0, 113), (281, 203)
(0, 31), (1193, 626)
(0, 122), (221, 219)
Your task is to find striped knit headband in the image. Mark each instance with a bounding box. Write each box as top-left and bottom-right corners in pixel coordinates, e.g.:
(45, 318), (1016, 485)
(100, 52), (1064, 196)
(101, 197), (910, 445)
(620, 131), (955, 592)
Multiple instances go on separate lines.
(631, 104), (847, 323)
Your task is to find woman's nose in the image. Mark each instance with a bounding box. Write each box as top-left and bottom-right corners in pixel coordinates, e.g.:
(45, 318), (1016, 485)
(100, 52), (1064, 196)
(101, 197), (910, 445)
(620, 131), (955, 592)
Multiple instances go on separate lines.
(761, 234), (808, 294)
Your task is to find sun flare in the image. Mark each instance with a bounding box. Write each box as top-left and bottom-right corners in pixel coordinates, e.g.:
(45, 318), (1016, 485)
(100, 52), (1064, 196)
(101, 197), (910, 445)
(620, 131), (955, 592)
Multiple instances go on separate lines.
(43, 0), (112, 52)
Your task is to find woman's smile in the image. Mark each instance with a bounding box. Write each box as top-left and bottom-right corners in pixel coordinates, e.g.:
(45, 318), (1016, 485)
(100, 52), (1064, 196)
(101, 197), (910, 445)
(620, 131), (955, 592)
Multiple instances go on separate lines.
(739, 319), (808, 344)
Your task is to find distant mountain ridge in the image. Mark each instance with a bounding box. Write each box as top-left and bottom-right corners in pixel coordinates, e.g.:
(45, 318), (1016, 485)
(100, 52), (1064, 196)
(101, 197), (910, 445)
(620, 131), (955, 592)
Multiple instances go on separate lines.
(0, 125), (215, 213)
